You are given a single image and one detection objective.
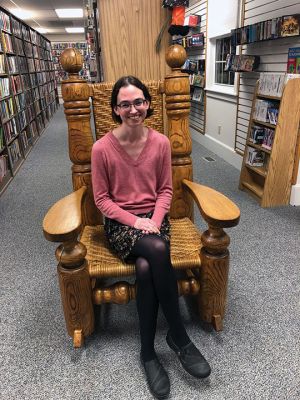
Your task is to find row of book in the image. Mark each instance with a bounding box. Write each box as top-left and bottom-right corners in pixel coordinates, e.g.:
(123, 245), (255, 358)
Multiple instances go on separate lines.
(5, 55), (54, 75)
(1, 117), (17, 143)
(0, 54), (5, 73)
(0, 77), (10, 97)
(52, 42), (88, 50)
(11, 19), (21, 38)
(2, 38), (52, 61)
(19, 130), (30, 151)
(14, 37), (24, 56)
(182, 58), (205, 73)
(257, 73), (300, 97)
(246, 148), (266, 167)
(191, 87), (204, 103)
(2, 32), (13, 53)
(6, 55), (17, 73)
(253, 99), (279, 125)
(9, 138), (22, 164)
(10, 75), (22, 94)
(0, 155), (8, 183)
(249, 125), (274, 150)
(0, 126), (4, 149)
(15, 93), (26, 112)
(225, 54), (260, 72)
(0, 97), (14, 121)
(231, 14), (300, 46)
(189, 73), (205, 88)
(173, 33), (205, 48)
(0, 10), (10, 33)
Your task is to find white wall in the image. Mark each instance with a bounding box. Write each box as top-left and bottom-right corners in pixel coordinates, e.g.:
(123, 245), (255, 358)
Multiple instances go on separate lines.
(192, 0), (243, 170)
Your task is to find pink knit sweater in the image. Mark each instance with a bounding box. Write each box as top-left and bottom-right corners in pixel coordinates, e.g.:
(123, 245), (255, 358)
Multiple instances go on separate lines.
(91, 129), (173, 228)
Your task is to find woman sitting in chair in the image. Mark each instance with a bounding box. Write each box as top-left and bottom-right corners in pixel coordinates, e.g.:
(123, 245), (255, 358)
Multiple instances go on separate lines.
(91, 76), (211, 399)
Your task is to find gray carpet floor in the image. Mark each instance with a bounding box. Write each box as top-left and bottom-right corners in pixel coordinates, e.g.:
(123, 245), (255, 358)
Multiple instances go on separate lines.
(0, 106), (299, 400)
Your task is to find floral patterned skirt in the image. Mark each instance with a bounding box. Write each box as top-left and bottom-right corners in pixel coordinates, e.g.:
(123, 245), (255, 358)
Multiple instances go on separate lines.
(104, 211), (171, 262)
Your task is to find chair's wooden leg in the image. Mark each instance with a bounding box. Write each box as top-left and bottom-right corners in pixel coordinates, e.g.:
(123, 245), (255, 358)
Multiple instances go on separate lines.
(198, 226), (230, 330)
(212, 315), (223, 331)
(56, 241), (94, 346)
(73, 329), (84, 348)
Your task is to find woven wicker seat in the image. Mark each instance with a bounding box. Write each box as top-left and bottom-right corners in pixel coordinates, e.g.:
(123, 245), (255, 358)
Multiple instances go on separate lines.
(43, 45), (240, 347)
(82, 218), (202, 279)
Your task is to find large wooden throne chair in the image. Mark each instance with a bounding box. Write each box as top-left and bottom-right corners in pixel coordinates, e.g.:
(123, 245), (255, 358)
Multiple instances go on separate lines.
(43, 45), (240, 347)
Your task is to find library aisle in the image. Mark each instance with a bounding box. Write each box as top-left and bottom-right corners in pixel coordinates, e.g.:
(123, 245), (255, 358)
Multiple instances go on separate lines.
(0, 106), (299, 399)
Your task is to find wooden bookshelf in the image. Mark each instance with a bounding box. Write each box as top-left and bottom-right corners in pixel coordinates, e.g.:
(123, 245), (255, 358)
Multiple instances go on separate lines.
(0, 6), (59, 196)
(239, 76), (300, 207)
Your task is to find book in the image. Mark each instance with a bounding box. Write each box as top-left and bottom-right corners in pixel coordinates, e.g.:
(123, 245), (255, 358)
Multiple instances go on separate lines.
(0, 154), (8, 183)
(280, 15), (300, 37)
(225, 54), (260, 72)
(191, 74), (205, 88)
(246, 148), (265, 167)
(262, 128), (275, 150)
(287, 47), (300, 74)
(249, 125), (265, 144)
(258, 73), (286, 97)
(0, 126), (4, 149)
(192, 87), (204, 103)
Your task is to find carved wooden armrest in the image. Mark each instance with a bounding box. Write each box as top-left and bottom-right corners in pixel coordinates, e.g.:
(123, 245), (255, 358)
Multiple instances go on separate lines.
(182, 179), (240, 228)
(43, 186), (87, 242)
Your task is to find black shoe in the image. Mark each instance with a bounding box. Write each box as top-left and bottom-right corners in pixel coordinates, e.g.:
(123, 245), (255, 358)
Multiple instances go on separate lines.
(166, 331), (211, 379)
(140, 355), (170, 399)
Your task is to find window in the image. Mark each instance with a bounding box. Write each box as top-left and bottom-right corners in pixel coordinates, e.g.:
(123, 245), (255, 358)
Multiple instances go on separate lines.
(215, 36), (234, 85)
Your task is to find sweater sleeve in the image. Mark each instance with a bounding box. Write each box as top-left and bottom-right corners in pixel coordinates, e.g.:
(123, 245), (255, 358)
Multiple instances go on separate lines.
(151, 139), (173, 228)
(91, 141), (138, 227)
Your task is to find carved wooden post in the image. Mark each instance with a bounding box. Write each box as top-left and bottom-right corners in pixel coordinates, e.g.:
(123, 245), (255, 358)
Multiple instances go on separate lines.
(56, 238), (94, 347)
(165, 45), (193, 219)
(60, 48), (101, 226)
(198, 226), (231, 331)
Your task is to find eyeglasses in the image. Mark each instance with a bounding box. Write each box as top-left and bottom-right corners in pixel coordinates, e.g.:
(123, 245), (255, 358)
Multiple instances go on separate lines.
(116, 98), (147, 111)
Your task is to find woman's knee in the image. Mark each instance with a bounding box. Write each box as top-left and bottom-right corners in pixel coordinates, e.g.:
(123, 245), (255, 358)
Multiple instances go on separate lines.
(150, 237), (170, 256)
(135, 257), (151, 281)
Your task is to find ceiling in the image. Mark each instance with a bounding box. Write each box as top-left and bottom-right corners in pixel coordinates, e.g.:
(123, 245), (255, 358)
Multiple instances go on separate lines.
(1, 0), (88, 37)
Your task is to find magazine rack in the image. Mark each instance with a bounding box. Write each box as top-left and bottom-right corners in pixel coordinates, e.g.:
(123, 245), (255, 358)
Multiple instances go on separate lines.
(43, 44), (240, 347)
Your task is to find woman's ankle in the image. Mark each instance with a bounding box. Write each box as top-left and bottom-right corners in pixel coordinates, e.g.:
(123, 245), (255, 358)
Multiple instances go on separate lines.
(140, 348), (157, 363)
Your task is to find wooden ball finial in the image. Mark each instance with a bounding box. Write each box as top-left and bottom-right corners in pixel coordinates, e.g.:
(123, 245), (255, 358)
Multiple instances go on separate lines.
(166, 44), (187, 69)
(60, 48), (83, 74)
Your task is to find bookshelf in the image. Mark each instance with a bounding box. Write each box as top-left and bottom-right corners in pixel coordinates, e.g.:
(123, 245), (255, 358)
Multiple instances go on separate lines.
(239, 74), (300, 207)
(0, 6), (59, 196)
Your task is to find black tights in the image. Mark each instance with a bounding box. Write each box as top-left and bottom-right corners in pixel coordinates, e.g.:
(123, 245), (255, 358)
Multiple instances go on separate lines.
(130, 235), (190, 362)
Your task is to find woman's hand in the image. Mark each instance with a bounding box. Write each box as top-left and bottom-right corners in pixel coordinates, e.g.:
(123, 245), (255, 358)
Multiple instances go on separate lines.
(134, 218), (160, 234)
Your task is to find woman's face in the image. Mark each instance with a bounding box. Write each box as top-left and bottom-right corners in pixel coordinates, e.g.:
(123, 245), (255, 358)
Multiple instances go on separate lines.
(114, 84), (149, 127)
